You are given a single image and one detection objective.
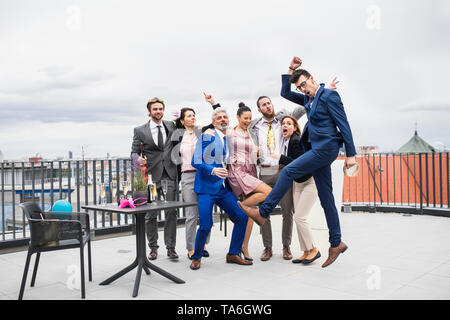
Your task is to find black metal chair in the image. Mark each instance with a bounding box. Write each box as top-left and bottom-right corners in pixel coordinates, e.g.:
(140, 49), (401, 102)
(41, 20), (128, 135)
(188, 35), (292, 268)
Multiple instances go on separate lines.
(18, 202), (92, 300)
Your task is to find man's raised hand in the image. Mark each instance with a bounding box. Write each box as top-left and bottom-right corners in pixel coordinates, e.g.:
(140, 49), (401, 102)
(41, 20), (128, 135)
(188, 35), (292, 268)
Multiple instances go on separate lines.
(290, 56), (302, 70)
(328, 77), (340, 90)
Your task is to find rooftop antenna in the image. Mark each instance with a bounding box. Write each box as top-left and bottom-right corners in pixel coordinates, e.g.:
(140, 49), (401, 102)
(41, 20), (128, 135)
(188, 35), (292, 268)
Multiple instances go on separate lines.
(414, 121), (418, 136)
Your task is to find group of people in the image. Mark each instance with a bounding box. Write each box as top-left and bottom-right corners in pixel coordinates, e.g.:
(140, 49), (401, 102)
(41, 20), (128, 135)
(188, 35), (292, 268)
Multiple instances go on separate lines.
(130, 56), (357, 271)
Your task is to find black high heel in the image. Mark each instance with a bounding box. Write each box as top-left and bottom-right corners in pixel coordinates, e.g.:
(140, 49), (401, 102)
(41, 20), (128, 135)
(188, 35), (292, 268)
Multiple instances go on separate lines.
(241, 250), (253, 262)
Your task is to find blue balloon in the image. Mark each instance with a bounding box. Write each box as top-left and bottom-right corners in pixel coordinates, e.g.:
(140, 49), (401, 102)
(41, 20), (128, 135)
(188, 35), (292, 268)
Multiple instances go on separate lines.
(51, 200), (73, 219)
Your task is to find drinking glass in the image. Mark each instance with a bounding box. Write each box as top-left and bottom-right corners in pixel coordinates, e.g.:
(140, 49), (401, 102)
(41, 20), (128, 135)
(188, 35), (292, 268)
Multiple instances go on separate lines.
(121, 181), (129, 200)
(161, 180), (169, 203)
(111, 181), (117, 203)
(100, 183), (107, 206)
(126, 180), (132, 199)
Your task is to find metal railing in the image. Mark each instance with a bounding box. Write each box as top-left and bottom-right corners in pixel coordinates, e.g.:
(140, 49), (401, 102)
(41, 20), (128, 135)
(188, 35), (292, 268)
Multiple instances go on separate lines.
(342, 152), (450, 216)
(0, 158), (191, 249)
(5, 152), (446, 249)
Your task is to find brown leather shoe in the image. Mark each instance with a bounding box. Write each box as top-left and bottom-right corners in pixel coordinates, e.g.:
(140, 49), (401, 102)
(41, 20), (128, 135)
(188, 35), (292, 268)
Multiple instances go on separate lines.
(226, 254), (253, 265)
(190, 258), (201, 270)
(282, 246), (293, 260)
(322, 242), (348, 268)
(148, 247), (158, 260)
(260, 247), (273, 261)
(167, 248), (179, 259)
(238, 201), (266, 226)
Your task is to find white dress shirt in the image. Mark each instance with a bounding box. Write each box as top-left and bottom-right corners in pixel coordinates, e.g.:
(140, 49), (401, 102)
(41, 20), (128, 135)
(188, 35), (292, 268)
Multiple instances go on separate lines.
(255, 118), (283, 166)
(149, 119), (166, 146)
(210, 129), (228, 178)
(215, 129), (229, 160)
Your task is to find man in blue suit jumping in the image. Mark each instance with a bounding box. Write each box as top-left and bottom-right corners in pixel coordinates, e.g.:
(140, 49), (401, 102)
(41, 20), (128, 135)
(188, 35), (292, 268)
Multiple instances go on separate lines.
(189, 107), (253, 270)
(240, 56), (357, 268)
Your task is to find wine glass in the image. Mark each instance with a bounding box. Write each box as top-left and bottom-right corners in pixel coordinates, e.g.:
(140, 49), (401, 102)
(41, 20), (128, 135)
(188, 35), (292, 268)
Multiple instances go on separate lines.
(121, 181), (129, 200)
(111, 181), (117, 203)
(126, 180), (132, 199)
(161, 180), (169, 203)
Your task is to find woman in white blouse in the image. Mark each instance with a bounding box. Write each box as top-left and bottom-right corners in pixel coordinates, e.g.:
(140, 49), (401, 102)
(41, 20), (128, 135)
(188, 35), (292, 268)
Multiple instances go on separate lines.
(175, 94), (219, 259)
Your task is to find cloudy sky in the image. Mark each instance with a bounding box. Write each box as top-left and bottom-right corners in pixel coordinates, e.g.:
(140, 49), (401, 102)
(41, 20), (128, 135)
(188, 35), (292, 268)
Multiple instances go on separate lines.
(1, 0), (449, 160)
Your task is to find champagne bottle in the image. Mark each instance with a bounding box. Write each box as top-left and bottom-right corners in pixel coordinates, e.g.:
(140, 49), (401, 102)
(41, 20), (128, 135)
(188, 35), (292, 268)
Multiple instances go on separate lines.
(152, 184), (157, 200)
(147, 173), (153, 203)
(141, 145), (149, 184)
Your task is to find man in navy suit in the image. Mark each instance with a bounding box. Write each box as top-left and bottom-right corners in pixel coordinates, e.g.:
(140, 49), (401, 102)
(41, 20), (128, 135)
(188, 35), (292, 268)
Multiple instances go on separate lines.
(189, 108), (253, 270)
(240, 57), (357, 268)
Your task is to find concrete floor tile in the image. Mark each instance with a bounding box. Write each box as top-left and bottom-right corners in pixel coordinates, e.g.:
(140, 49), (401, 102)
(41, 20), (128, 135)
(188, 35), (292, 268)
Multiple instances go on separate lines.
(428, 262), (450, 278)
(2, 212), (450, 300)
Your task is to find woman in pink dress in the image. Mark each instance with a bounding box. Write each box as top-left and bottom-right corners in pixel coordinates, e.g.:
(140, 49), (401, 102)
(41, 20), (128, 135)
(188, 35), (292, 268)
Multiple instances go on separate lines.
(204, 97), (271, 260)
(227, 103), (272, 260)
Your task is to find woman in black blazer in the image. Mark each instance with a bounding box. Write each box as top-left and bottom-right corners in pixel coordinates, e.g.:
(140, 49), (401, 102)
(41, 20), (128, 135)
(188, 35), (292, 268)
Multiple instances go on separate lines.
(270, 115), (321, 265)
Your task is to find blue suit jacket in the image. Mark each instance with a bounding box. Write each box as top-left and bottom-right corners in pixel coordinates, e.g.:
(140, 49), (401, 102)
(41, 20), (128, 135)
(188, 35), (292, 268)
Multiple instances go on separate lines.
(191, 130), (230, 195)
(281, 74), (356, 157)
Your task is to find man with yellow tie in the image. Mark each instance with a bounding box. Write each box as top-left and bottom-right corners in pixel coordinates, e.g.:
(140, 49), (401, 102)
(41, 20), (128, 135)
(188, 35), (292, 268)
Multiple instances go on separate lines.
(247, 96), (306, 261)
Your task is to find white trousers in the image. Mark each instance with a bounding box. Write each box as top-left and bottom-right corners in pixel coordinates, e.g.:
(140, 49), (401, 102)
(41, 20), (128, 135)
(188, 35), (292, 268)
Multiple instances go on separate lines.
(293, 177), (319, 251)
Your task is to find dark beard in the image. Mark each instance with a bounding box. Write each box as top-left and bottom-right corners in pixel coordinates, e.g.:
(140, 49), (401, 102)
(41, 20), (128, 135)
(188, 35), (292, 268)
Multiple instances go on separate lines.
(261, 111), (275, 119)
(151, 115), (163, 122)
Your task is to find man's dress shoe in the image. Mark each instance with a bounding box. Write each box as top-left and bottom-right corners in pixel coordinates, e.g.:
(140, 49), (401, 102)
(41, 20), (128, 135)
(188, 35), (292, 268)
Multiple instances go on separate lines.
(282, 246), (293, 260)
(190, 258), (201, 270)
(148, 248), (158, 260)
(260, 247), (273, 261)
(238, 201), (266, 226)
(167, 248), (179, 259)
(226, 254), (253, 265)
(322, 242), (348, 268)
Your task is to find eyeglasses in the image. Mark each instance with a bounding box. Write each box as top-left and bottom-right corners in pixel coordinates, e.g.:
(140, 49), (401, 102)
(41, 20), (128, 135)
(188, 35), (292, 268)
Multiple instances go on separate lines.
(148, 97), (164, 104)
(295, 77), (310, 92)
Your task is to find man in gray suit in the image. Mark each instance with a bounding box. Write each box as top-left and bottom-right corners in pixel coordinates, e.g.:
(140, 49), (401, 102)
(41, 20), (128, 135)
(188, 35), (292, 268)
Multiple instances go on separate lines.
(131, 97), (179, 260)
(248, 96), (305, 261)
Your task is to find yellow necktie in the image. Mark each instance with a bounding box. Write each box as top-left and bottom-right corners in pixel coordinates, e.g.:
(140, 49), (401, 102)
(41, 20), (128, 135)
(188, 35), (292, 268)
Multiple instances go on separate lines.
(267, 122), (275, 153)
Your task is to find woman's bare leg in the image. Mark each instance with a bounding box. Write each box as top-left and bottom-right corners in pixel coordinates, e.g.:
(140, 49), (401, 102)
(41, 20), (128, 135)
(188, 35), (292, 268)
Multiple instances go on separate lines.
(241, 216), (253, 259)
(241, 182), (272, 207)
(240, 183), (272, 259)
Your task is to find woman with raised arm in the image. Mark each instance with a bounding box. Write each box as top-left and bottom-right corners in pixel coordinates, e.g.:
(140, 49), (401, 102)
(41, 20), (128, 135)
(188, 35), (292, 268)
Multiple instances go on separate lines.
(175, 93), (219, 260)
(204, 96), (272, 261)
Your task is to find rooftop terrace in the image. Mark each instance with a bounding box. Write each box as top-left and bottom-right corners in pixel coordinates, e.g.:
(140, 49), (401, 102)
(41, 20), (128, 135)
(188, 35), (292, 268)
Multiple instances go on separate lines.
(1, 211), (449, 301)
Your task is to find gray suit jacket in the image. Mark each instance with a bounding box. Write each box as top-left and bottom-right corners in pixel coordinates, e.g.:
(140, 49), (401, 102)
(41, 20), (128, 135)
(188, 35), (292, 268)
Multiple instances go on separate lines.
(247, 105), (306, 146)
(131, 120), (177, 182)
